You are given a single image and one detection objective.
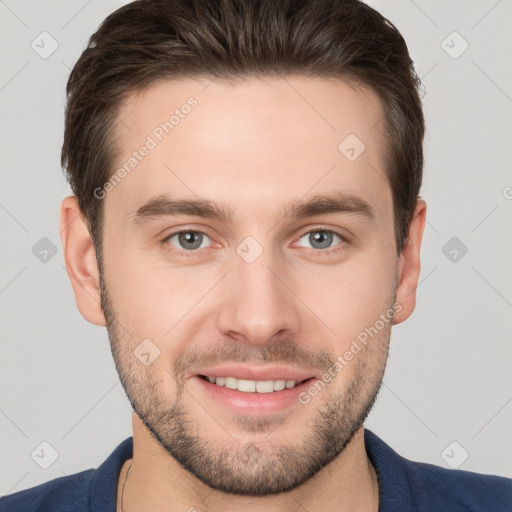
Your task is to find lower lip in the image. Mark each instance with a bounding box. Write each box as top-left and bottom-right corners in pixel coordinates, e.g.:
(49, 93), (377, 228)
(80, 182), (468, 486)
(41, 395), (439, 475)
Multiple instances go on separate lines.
(194, 376), (317, 415)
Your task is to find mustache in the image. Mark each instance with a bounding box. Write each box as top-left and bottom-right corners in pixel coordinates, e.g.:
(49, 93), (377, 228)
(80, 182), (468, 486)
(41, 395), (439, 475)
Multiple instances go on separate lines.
(173, 338), (336, 380)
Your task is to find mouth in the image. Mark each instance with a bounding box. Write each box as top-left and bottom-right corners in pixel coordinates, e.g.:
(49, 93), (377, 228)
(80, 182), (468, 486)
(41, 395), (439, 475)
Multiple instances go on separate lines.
(198, 374), (312, 393)
(193, 373), (318, 415)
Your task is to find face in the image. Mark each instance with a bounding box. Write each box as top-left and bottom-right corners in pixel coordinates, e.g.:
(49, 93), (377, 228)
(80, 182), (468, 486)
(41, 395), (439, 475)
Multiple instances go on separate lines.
(81, 76), (411, 495)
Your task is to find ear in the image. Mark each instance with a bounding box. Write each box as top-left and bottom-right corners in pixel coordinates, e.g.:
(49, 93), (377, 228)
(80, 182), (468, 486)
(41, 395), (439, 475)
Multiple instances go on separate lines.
(59, 195), (106, 327)
(393, 198), (427, 325)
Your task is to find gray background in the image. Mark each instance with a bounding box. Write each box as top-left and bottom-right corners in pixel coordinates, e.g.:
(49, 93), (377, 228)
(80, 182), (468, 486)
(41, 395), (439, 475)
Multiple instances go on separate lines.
(1, 0), (511, 496)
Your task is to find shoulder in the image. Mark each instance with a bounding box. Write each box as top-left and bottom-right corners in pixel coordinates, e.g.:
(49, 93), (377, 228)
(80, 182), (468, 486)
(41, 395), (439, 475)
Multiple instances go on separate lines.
(0, 470), (94, 512)
(0, 436), (132, 512)
(364, 429), (512, 511)
(408, 458), (512, 511)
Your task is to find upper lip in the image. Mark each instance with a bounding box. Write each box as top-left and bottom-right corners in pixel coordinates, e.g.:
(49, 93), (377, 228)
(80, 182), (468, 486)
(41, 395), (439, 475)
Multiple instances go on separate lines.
(194, 364), (317, 382)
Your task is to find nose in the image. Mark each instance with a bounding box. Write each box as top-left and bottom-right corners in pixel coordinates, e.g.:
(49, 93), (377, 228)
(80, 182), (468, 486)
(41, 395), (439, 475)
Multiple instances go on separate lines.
(216, 246), (303, 346)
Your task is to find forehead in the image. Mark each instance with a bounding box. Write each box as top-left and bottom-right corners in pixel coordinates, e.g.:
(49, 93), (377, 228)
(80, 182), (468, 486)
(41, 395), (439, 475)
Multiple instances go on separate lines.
(106, 75), (390, 225)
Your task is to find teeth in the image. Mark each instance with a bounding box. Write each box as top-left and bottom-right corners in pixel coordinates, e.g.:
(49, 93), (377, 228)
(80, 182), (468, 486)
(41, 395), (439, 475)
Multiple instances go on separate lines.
(204, 376), (301, 393)
(237, 379), (256, 392)
(225, 377), (238, 390)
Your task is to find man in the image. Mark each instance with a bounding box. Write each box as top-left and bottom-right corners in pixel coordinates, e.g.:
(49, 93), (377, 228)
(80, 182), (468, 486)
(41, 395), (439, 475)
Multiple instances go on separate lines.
(1, 0), (510, 511)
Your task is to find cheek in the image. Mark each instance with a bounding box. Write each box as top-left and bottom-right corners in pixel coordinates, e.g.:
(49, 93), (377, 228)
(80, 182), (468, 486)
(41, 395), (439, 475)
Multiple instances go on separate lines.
(104, 224), (397, 346)
(293, 255), (396, 341)
(104, 256), (220, 346)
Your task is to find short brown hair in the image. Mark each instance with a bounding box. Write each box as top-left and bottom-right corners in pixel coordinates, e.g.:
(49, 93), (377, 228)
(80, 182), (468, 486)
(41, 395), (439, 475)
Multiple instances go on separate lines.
(62, 0), (424, 259)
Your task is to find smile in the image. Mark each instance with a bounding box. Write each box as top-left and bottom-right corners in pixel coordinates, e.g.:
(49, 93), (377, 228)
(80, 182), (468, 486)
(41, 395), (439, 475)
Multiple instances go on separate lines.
(199, 375), (309, 393)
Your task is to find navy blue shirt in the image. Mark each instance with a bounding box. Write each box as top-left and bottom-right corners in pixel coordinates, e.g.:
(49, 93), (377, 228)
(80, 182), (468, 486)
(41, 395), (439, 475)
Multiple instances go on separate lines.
(1, 429), (511, 511)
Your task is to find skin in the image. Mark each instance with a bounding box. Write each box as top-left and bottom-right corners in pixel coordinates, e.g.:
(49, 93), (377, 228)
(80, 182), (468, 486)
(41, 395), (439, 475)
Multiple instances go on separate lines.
(60, 75), (426, 512)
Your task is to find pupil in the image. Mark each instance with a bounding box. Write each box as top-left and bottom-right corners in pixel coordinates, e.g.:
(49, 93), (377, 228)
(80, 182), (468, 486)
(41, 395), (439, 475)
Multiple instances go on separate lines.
(179, 231), (202, 250)
(311, 231), (331, 249)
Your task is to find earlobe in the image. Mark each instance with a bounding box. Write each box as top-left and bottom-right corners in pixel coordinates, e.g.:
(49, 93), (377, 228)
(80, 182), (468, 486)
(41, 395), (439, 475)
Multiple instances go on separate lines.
(59, 195), (107, 327)
(393, 199), (427, 325)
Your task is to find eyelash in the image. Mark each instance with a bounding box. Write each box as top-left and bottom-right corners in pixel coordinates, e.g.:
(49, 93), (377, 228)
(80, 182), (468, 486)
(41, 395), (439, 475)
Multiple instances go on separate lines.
(161, 227), (348, 258)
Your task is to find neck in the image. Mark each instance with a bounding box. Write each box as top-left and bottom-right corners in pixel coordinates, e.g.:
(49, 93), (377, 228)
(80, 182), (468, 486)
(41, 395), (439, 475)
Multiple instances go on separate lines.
(118, 415), (379, 512)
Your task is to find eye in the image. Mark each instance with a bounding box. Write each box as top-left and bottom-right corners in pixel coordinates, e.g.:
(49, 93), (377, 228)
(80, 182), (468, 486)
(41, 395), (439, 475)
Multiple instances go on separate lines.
(295, 229), (346, 252)
(161, 227), (347, 259)
(163, 229), (212, 253)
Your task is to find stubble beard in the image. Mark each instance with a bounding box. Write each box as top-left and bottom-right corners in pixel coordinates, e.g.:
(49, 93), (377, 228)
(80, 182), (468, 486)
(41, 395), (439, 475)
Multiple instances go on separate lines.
(100, 274), (391, 496)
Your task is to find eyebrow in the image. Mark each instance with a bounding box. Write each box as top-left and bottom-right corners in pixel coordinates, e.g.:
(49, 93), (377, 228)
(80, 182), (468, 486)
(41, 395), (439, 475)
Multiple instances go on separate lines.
(131, 191), (375, 225)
